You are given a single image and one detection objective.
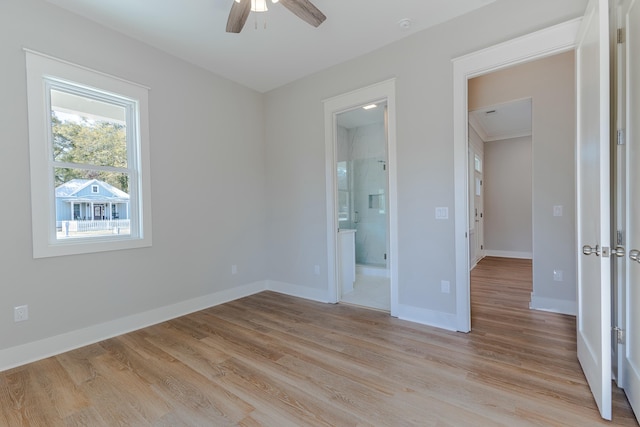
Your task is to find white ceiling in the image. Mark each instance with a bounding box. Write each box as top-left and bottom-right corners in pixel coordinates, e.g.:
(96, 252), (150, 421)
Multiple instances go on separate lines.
(45, 0), (496, 93)
(469, 98), (532, 142)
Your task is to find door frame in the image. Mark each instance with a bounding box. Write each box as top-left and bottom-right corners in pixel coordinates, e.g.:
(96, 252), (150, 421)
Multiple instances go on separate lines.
(613, 0), (630, 387)
(323, 79), (399, 316)
(452, 19), (582, 332)
(622, 0), (640, 418)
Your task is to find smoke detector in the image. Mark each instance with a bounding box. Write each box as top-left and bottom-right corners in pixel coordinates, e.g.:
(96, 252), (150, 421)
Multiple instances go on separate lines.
(398, 19), (411, 30)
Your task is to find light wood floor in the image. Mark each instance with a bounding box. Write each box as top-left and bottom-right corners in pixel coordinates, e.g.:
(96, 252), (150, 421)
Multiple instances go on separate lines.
(0, 257), (637, 426)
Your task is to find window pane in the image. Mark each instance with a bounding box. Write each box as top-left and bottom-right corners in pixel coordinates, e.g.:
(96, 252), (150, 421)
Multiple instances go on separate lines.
(474, 155), (482, 172)
(50, 89), (128, 167)
(54, 168), (131, 240)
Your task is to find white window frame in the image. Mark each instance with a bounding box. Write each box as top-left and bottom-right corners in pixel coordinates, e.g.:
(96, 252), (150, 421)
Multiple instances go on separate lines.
(25, 50), (152, 258)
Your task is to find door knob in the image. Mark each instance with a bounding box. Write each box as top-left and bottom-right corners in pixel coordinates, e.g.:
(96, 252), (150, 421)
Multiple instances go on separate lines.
(583, 244), (601, 256)
(611, 246), (626, 257)
(630, 249), (640, 263)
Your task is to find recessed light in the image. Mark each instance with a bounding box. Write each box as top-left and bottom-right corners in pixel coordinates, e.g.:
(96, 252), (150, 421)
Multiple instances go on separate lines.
(363, 104), (377, 110)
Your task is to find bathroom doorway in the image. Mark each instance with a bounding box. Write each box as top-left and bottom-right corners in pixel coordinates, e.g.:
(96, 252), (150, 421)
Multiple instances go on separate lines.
(335, 102), (390, 311)
(323, 79), (398, 315)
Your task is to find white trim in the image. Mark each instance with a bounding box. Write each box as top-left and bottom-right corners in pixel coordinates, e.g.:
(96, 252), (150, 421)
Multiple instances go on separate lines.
(266, 280), (330, 303)
(452, 19), (582, 333)
(0, 281), (266, 372)
(483, 250), (533, 259)
(396, 304), (458, 331)
(25, 50), (152, 258)
(530, 294), (577, 316)
(323, 79), (399, 316)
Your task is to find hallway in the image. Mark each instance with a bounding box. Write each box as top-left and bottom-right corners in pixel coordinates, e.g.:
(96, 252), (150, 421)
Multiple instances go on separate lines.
(471, 256), (637, 425)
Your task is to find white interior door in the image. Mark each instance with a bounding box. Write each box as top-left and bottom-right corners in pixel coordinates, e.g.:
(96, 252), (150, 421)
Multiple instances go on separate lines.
(576, 0), (612, 420)
(623, 0), (640, 420)
(474, 153), (484, 263)
(468, 147), (477, 266)
(468, 146), (484, 267)
(613, 0), (629, 388)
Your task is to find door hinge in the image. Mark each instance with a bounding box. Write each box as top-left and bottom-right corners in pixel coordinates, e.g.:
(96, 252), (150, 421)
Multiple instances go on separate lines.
(618, 129), (625, 145)
(617, 230), (624, 246)
(614, 326), (624, 344)
(618, 28), (625, 44)
(384, 253), (387, 260)
(481, 245), (484, 250)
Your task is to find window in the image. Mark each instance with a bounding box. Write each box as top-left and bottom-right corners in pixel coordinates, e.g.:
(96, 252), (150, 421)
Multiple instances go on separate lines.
(26, 51), (152, 258)
(474, 154), (482, 172)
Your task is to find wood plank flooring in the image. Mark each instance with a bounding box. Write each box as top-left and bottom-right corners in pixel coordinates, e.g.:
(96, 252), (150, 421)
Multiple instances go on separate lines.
(0, 256), (637, 426)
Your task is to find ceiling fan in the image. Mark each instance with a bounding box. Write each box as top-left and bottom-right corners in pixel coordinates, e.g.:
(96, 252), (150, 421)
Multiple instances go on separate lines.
(226, 0), (326, 33)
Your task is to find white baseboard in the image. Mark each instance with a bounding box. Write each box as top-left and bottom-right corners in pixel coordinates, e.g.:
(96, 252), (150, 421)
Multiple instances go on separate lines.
(1, 279), (464, 372)
(529, 294), (576, 316)
(396, 303), (458, 331)
(484, 250), (532, 259)
(266, 280), (330, 303)
(0, 281), (267, 373)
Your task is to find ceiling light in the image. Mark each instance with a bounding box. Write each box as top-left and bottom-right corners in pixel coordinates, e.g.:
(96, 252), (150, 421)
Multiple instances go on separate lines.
(234, 0), (278, 12)
(363, 104), (377, 110)
(252, 0), (268, 12)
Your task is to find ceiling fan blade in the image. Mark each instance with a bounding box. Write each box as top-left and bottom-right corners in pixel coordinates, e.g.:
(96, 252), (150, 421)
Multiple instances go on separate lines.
(226, 0), (251, 33)
(280, 0), (326, 27)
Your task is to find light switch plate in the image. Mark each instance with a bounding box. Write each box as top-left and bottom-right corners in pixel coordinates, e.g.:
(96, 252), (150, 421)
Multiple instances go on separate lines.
(441, 280), (450, 294)
(553, 205), (563, 217)
(435, 207), (449, 219)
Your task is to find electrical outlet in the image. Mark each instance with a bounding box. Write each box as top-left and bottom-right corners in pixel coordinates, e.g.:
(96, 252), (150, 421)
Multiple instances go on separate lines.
(441, 280), (450, 294)
(314, 265), (320, 275)
(553, 205), (563, 217)
(231, 265), (238, 275)
(14, 305), (28, 322)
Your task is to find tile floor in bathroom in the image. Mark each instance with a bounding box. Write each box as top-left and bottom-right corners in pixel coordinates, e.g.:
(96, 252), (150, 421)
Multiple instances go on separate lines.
(340, 274), (390, 311)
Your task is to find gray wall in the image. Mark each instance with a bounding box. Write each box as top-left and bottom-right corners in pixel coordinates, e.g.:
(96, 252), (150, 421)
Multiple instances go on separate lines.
(484, 136), (533, 256)
(1, 0), (586, 359)
(469, 51), (577, 309)
(1, 0), (266, 352)
(264, 1), (585, 317)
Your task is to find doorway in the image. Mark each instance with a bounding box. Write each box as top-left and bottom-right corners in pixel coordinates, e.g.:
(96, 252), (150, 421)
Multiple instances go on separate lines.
(323, 79), (398, 316)
(452, 19), (581, 332)
(468, 97), (533, 263)
(335, 102), (390, 310)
